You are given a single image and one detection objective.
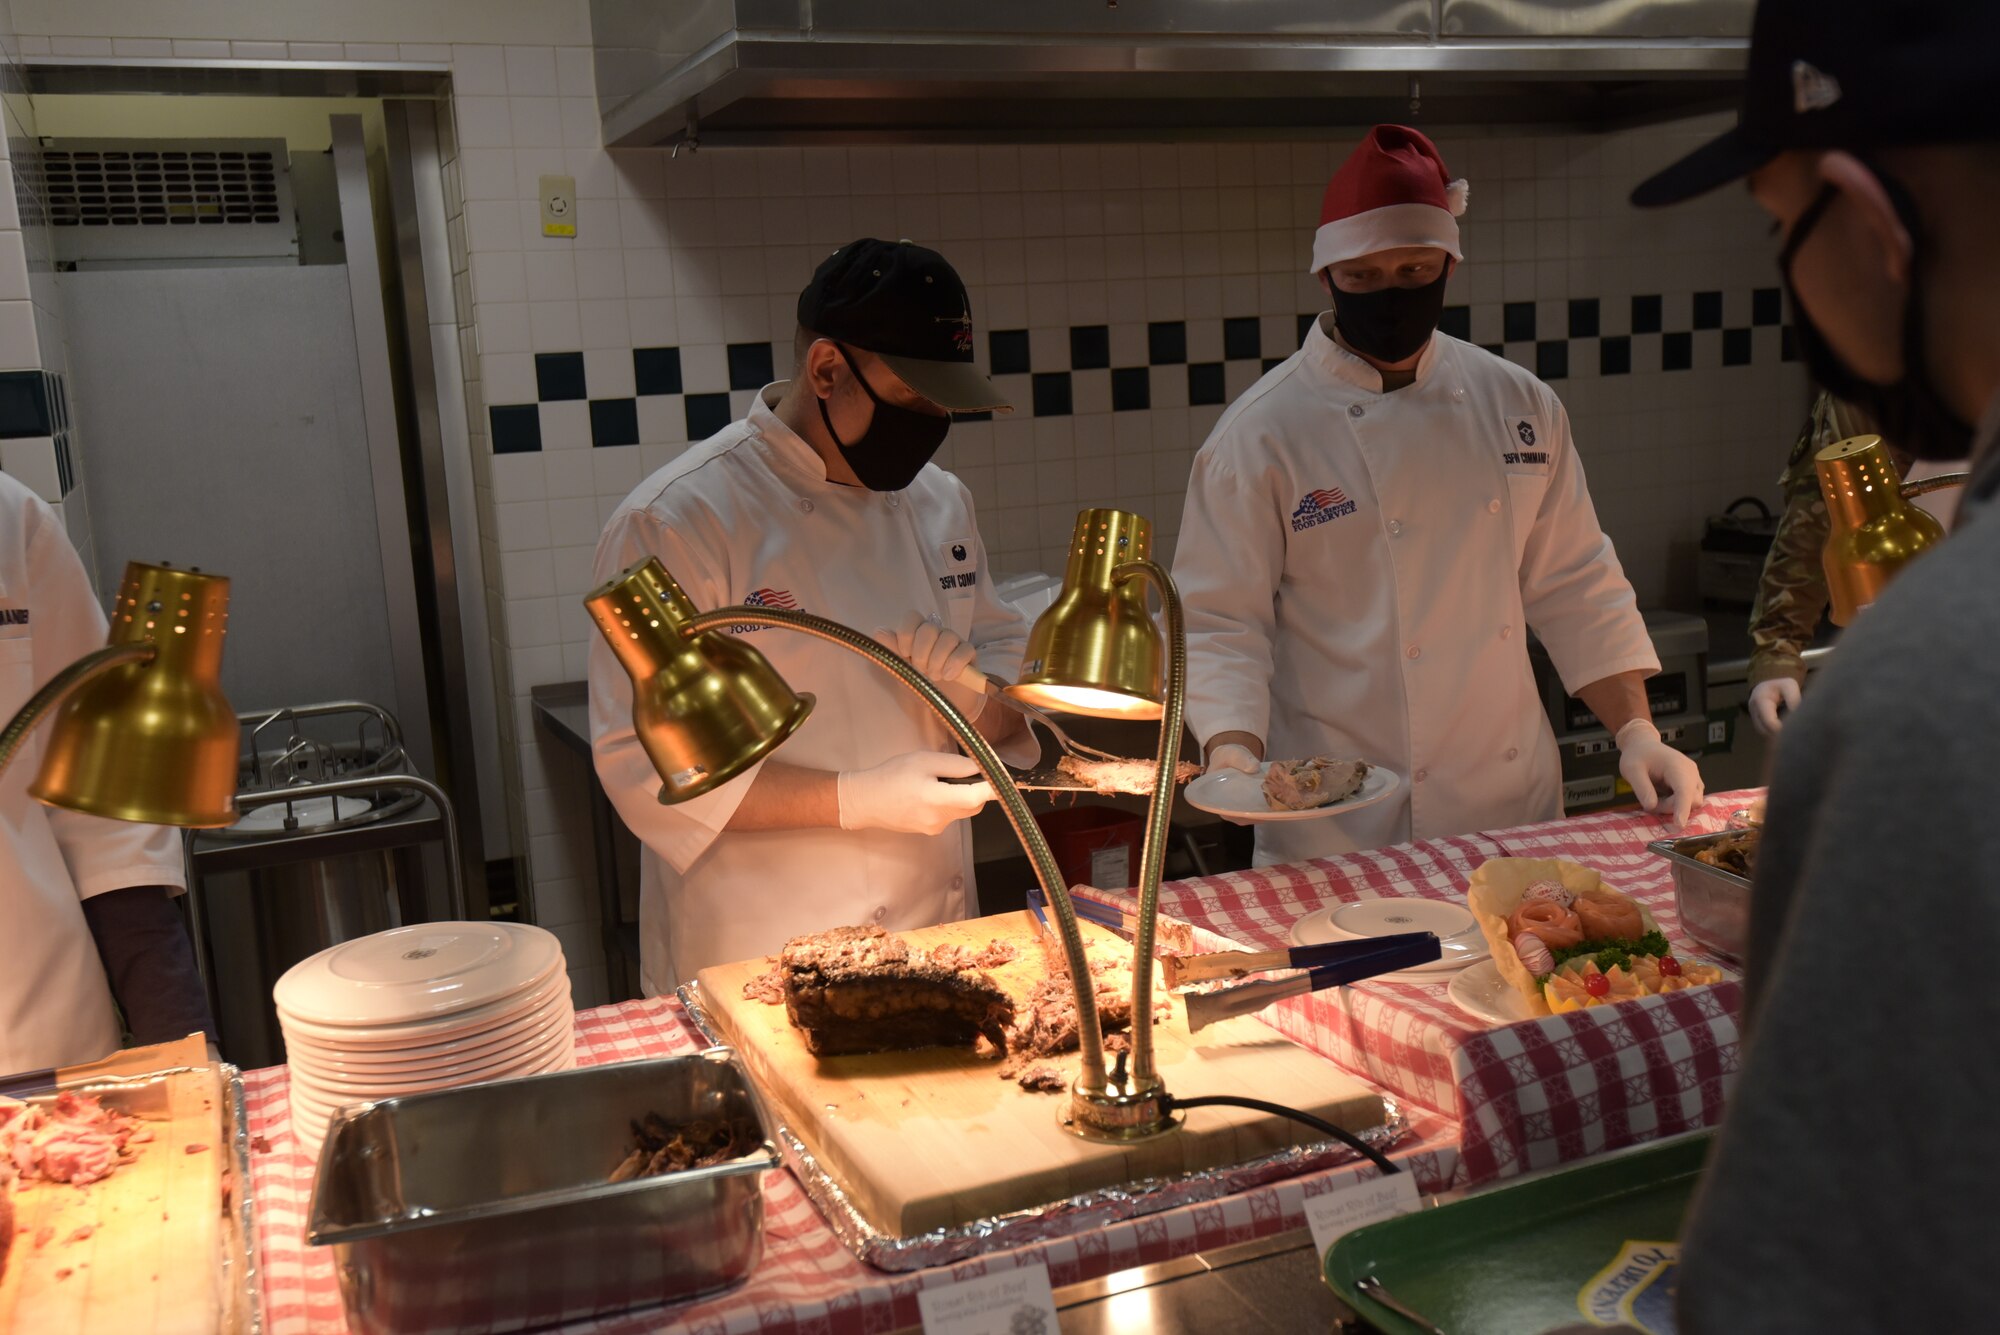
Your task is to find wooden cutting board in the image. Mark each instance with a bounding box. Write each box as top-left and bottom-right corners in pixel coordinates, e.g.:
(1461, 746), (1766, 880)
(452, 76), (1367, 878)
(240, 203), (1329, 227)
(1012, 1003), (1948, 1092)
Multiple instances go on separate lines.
(698, 910), (1385, 1238)
(0, 1066), (228, 1335)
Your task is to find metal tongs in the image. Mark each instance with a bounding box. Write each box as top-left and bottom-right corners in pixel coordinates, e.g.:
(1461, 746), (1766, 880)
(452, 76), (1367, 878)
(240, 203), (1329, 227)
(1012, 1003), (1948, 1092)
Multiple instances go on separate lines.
(1173, 933), (1441, 1033)
(958, 666), (1126, 764)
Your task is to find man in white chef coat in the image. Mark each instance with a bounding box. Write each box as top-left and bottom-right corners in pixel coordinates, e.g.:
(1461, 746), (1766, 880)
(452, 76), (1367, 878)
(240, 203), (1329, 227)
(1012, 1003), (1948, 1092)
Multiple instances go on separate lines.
(592, 239), (1039, 993)
(0, 471), (217, 1073)
(1175, 125), (1703, 865)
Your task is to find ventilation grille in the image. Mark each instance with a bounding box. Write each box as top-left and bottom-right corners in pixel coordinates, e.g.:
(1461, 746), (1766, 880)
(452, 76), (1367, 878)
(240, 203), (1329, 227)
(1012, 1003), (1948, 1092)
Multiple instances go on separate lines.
(46, 147), (284, 228)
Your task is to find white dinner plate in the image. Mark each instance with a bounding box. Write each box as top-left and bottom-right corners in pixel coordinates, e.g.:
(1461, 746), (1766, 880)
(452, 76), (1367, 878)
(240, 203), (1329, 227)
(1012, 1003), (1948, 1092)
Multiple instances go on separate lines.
(1184, 762), (1401, 823)
(283, 1000), (574, 1075)
(1288, 897), (1489, 976)
(233, 795), (374, 833)
(276, 955), (568, 1046)
(292, 1022), (575, 1097)
(274, 921), (563, 1027)
(1447, 957), (1540, 1026)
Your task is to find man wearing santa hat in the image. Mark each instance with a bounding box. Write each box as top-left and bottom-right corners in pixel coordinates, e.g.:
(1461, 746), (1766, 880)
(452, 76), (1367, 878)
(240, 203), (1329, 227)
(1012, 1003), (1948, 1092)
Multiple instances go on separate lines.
(1173, 124), (1703, 863)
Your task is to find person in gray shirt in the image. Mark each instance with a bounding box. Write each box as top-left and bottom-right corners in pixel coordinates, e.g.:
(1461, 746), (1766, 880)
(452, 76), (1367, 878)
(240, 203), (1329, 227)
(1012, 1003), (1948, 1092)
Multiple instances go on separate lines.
(1632, 0), (2000, 1327)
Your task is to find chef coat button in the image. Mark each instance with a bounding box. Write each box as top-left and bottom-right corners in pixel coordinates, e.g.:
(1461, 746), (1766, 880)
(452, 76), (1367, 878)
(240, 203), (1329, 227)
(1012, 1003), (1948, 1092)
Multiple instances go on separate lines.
(1452, 387), (1466, 401)
(1388, 519), (1403, 536)
(951, 874), (965, 890)
(1505, 747), (1520, 761)
(1487, 499), (1501, 514)
(872, 906), (887, 922)
(1405, 645), (1420, 660)
(1415, 769), (1429, 783)
(1500, 625), (1513, 640)
(887, 494), (901, 509)
(798, 498), (814, 514)
(1348, 404), (1365, 418)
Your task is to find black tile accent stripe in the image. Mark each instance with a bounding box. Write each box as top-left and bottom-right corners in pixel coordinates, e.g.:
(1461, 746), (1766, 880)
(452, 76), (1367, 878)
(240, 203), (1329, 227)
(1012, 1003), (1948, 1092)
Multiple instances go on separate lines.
(1188, 362), (1226, 406)
(1070, 325), (1110, 371)
(535, 351), (585, 402)
(490, 404), (540, 454)
(1568, 298), (1599, 340)
(1600, 335), (1632, 376)
(0, 370), (50, 439)
(989, 329), (1030, 375)
(53, 430), (73, 497)
(1111, 366), (1150, 412)
(482, 286), (1803, 452)
(1663, 331), (1693, 372)
(1223, 316), (1261, 361)
(684, 392), (731, 440)
(590, 398), (639, 448)
(726, 342), (774, 391)
(1032, 371), (1073, 417)
(634, 346), (682, 396)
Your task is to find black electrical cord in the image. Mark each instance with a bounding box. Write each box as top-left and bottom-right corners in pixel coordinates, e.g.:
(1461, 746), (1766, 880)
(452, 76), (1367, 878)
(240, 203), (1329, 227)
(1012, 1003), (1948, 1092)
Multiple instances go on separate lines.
(1163, 1094), (1400, 1177)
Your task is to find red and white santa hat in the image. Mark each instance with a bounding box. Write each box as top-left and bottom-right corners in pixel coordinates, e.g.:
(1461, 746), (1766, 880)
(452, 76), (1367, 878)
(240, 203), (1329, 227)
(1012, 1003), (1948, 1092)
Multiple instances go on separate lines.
(1309, 124), (1468, 275)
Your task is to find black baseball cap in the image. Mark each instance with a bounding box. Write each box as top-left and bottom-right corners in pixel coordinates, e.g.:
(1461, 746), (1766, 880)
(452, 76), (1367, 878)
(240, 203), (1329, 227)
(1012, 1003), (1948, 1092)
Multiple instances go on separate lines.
(1632, 0), (2000, 207)
(796, 238), (1011, 413)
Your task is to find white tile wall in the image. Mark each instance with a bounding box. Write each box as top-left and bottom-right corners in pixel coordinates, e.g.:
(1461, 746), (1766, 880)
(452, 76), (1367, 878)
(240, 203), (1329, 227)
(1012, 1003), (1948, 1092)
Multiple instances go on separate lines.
(5, 10), (1812, 1012)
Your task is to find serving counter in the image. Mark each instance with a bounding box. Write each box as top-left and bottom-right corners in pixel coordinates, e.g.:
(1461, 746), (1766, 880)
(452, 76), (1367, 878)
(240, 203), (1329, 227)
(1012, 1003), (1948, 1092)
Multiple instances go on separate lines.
(237, 793), (1758, 1332)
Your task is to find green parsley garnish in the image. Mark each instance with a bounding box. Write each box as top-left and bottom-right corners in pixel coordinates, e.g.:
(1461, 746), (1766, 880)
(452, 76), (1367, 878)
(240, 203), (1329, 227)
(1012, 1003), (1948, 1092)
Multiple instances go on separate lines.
(1538, 930), (1671, 981)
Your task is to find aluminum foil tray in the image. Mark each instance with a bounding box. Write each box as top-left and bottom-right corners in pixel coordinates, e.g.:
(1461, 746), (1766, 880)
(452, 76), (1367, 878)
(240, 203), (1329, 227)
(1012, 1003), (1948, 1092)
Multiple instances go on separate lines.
(679, 981), (1409, 1271)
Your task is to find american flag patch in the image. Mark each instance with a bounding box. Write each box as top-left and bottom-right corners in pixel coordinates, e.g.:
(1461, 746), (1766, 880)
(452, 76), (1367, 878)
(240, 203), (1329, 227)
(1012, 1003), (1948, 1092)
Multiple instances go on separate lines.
(744, 588), (798, 610)
(1291, 486), (1358, 531)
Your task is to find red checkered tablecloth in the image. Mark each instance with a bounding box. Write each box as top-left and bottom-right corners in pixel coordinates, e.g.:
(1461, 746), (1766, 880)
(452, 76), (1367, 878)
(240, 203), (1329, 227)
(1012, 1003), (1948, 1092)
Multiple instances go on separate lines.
(245, 996), (1460, 1333)
(1084, 791), (1757, 1187)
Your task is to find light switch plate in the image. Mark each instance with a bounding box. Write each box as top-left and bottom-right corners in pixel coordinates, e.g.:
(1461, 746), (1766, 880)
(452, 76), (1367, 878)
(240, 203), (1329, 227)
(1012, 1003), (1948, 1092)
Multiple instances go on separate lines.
(539, 174), (575, 237)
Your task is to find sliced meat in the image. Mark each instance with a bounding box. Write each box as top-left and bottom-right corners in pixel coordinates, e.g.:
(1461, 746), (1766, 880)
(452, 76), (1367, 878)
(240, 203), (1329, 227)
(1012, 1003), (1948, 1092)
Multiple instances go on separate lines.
(779, 926), (1016, 1057)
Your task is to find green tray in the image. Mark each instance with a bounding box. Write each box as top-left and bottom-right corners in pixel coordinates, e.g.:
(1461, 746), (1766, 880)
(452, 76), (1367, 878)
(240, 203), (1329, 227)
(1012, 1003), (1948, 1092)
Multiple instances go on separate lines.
(1326, 1133), (1713, 1334)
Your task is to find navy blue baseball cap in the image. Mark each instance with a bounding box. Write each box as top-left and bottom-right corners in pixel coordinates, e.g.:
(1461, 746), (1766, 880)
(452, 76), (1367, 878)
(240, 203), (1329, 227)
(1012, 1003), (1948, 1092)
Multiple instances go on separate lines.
(1633, 0), (2000, 207)
(797, 238), (1011, 413)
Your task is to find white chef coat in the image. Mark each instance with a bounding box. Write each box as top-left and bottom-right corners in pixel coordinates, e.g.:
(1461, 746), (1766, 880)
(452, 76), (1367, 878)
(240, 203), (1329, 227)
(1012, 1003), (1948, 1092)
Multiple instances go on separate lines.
(590, 385), (1034, 993)
(0, 471), (189, 1074)
(1175, 319), (1659, 865)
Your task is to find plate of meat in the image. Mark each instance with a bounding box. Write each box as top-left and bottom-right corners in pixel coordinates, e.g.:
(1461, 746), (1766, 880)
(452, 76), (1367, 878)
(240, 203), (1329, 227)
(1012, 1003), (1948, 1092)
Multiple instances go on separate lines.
(1185, 757), (1400, 822)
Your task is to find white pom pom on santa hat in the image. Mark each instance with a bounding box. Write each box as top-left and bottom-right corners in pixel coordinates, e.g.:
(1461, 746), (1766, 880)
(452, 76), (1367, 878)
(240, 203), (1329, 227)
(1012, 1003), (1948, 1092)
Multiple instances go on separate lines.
(1309, 124), (1470, 276)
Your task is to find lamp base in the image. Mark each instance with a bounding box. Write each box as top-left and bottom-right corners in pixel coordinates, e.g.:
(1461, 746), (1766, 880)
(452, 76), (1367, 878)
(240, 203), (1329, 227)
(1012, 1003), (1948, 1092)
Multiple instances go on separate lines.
(1061, 1074), (1181, 1142)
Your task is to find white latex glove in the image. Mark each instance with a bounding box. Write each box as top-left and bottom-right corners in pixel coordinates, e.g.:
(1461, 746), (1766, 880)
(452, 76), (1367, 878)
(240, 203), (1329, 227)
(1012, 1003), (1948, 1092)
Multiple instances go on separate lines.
(1748, 677), (1801, 736)
(1615, 719), (1705, 827)
(837, 751), (995, 835)
(875, 611), (987, 719)
(1205, 742), (1264, 826)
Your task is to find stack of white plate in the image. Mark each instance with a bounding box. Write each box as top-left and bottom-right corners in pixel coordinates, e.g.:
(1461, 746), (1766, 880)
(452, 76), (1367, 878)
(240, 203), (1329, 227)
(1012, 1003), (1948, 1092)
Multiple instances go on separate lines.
(1288, 898), (1491, 981)
(275, 921), (574, 1162)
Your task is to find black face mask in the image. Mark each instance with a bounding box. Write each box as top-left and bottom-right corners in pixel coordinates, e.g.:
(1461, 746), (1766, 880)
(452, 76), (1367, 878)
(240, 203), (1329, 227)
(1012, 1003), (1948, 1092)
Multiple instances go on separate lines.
(1779, 175), (1973, 462)
(816, 344), (951, 491)
(1329, 268), (1449, 364)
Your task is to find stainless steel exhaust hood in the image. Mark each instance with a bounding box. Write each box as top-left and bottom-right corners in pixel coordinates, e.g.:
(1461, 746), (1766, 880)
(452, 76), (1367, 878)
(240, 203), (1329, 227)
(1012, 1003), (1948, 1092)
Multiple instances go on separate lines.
(591, 0), (1751, 148)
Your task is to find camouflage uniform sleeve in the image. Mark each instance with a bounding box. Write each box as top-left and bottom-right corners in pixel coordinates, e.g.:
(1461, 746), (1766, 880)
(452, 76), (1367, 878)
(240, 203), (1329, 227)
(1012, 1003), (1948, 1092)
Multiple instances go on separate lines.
(1746, 395), (1849, 686)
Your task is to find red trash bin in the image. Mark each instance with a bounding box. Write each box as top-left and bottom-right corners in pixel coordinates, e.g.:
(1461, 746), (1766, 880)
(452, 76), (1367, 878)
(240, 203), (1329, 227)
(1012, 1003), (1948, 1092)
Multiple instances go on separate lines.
(1033, 805), (1145, 890)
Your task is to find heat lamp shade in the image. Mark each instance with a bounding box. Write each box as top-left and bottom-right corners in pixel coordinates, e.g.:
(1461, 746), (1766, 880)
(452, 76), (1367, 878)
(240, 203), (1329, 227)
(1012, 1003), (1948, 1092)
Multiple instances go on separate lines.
(1006, 508), (1165, 720)
(31, 562), (239, 827)
(585, 557), (813, 804)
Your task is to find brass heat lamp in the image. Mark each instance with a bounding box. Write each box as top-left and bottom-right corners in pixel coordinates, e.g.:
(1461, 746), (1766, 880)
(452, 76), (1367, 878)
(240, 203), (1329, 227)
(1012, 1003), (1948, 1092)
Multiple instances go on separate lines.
(584, 559), (813, 803)
(1008, 508), (1165, 721)
(0, 561), (238, 827)
(586, 513), (1192, 1144)
(1815, 435), (1965, 626)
